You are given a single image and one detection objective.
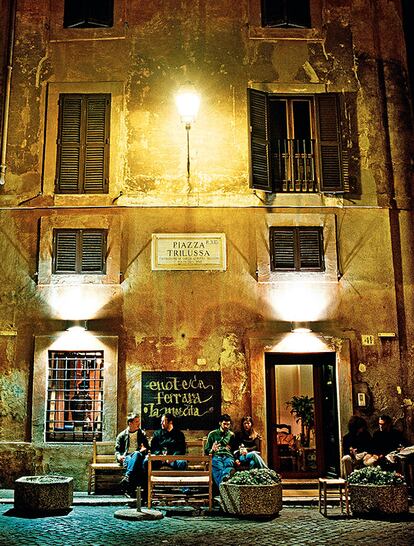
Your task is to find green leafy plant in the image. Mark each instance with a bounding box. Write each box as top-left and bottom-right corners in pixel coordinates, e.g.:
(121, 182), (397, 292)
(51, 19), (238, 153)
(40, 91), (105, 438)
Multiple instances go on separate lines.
(286, 395), (314, 447)
(226, 468), (281, 486)
(348, 466), (405, 486)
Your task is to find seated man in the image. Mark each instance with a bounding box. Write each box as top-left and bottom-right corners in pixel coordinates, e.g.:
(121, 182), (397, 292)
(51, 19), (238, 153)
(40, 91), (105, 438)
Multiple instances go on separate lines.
(149, 413), (187, 470)
(371, 414), (407, 468)
(341, 415), (372, 477)
(205, 413), (237, 487)
(115, 413), (149, 498)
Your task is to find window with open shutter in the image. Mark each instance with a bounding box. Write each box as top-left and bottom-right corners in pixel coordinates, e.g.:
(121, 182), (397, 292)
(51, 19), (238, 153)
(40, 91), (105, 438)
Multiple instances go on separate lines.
(56, 94), (110, 194)
(270, 227), (324, 271)
(64, 0), (114, 29)
(53, 229), (107, 274)
(249, 91), (347, 193)
(261, 0), (311, 28)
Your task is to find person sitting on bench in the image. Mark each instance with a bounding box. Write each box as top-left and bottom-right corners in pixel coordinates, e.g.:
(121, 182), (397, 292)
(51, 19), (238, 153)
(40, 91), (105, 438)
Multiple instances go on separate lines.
(234, 415), (267, 469)
(115, 413), (149, 498)
(149, 413), (187, 470)
(205, 413), (237, 486)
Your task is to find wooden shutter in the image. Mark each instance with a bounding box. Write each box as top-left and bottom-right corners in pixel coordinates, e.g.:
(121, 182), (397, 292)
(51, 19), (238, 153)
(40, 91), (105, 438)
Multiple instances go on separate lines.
(298, 228), (324, 271)
(81, 231), (106, 273)
(270, 227), (324, 271)
(54, 230), (78, 273)
(84, 96), (110, 193)
(56, 96), (82, 193)
(270, 228), (295, 270)
(316, 94), (346, 192)
(248, 89), (272, 191)
(53, 229), (106, 274)
(56, 94), (110, 194)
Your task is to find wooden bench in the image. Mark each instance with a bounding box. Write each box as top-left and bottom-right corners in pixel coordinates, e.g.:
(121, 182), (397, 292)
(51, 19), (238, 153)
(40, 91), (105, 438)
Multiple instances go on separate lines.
(88, 440), (123, 494)
(147, 453), (213, 510)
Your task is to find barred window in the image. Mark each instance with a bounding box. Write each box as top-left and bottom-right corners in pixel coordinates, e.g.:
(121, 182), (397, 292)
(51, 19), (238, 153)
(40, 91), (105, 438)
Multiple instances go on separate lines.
(270, 226), (325, 271)
(53, 229), (107, 274)
(46, 351), (104, 442)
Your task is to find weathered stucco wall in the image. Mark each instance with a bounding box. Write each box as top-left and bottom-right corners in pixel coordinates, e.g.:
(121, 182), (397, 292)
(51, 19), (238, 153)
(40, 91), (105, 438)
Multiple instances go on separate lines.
(0, 0), (413, 488)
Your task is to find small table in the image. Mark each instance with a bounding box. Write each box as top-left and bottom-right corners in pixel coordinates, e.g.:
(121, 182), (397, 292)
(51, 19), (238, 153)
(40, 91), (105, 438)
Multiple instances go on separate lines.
(318, 478), (349, 516)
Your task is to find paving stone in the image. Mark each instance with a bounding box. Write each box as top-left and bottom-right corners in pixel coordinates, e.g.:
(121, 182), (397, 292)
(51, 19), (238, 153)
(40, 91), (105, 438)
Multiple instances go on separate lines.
(0, 505), (414, 546)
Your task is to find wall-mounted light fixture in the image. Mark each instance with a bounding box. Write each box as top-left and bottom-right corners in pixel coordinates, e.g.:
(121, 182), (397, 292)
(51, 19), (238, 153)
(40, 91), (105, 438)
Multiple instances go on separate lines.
(175, 82), (200, 180)
(291, 321), (312, 334)
(66, 320), (88, 332)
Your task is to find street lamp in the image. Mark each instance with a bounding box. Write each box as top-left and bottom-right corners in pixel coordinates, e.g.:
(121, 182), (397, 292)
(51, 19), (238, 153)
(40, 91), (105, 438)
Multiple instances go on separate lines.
(175, 82), (200, 180)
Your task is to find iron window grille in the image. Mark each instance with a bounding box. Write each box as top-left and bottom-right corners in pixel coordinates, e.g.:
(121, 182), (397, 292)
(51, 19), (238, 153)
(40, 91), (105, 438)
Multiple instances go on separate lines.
(56, 94), (110, 194)
(248, 90), (349, 193)
(261, 0), (311, 28)
(270, 226), (325, 271)
(46, 351), (104, 443)
(53, 229), (107, 274)
(64, 0), (114, 28)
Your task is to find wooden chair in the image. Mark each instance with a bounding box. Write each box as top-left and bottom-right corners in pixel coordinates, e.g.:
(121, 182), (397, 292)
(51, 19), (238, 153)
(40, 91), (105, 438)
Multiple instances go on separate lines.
(147, 439), (212, 510)
(88, 439), (123, 494)
(274, 424), (298, 472)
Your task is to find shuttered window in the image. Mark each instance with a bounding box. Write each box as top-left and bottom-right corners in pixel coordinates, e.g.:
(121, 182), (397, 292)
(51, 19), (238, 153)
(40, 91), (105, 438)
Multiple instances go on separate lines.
(261, 0), (311, 28)
(56, 94), (110, 194)
(249, 90), (348, 193)
(53, 229), (107, 274)
(64, 0), (114, 28)
(270, 227), (324, 271)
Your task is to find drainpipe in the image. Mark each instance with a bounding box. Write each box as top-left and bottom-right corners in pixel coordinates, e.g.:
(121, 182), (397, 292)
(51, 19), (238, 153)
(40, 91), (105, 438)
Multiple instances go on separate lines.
(0, 0), (17, 186)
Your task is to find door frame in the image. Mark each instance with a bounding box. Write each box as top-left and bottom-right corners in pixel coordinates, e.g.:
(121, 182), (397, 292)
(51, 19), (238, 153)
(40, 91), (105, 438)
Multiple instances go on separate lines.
(245, 325), (353, 466)
(265, 352), (339, 477)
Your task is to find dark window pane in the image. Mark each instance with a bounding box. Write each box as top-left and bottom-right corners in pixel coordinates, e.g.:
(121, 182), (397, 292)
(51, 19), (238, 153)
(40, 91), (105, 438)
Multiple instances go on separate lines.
(64, 0), (113, 29)
(262, 0), (311, 28)
(293, 100), (311, 140)
(270, 100), (288, 141)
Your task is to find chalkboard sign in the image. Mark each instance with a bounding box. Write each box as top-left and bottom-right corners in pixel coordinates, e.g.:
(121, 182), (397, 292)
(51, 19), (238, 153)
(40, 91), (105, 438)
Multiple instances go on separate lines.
(141, 371), (221, 430)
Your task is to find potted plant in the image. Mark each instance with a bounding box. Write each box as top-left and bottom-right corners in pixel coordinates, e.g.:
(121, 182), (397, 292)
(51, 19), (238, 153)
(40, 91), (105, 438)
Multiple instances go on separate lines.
(286, 395), (314, 447)
(219, 468), (282, 517)
(347, 466), (408, 515)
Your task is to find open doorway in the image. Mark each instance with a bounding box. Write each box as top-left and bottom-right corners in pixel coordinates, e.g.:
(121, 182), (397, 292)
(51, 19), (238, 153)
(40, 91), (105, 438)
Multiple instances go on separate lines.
(265, 352), (340, 478)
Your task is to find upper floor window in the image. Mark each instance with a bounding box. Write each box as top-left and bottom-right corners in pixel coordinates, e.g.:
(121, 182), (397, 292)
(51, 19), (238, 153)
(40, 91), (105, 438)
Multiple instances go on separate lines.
(56, 94), (110, 194)
(248, 90), (348, 193)
(261, 0), (311, 28)
(53, 229), (107, 274)
(64, 0), (114, 28)
(270, 226), (324, 271)
(46, 351), (104, 442)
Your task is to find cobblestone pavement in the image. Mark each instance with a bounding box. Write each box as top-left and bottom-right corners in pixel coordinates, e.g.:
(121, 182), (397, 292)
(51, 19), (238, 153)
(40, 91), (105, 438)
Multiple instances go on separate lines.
(1, 505), (414, 546)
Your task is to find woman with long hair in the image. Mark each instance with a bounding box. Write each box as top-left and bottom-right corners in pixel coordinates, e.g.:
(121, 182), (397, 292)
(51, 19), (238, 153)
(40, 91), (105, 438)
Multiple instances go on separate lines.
(234, 416), (267, 469)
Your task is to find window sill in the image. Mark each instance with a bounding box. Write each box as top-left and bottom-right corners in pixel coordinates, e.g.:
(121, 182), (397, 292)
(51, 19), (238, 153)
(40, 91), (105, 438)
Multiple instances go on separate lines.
(248, 25), (324, 41)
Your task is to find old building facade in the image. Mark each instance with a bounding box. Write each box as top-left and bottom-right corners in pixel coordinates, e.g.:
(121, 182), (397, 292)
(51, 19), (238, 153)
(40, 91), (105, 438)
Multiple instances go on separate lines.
(0, 0), (413, 489)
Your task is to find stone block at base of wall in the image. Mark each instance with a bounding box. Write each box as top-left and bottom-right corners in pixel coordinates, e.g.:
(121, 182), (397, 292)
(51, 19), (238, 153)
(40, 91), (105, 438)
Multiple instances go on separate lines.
(14, 475), (74, 513)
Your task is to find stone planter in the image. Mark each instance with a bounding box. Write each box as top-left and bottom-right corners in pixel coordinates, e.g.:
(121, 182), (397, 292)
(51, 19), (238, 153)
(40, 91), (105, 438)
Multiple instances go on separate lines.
(14, 475), (74, 513)
(219, 482), (282, 517)
(349, 484), (409, 516)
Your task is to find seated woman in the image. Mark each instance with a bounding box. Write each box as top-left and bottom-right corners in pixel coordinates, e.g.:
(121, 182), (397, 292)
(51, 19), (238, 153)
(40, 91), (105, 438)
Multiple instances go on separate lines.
(234, 416), (267, 469)
(341, 415), (372, 477)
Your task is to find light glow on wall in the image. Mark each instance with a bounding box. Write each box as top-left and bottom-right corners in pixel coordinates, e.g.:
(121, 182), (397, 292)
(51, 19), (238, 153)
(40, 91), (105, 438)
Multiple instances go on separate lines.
(270, 283), (330, 323)
(48, 286), (107, 321)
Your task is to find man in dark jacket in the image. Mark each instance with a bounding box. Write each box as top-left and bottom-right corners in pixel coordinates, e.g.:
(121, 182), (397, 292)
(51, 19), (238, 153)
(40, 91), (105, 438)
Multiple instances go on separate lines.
(149, 413), (187, 470)
(115, 413), (149, 497)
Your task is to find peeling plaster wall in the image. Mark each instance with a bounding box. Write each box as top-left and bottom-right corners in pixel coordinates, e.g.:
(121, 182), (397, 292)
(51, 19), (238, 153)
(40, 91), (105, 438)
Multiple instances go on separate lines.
(0, 1), (413, 487)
